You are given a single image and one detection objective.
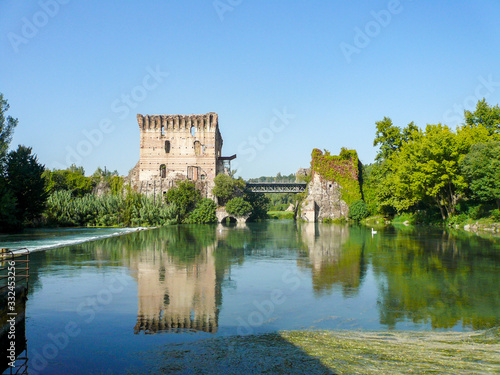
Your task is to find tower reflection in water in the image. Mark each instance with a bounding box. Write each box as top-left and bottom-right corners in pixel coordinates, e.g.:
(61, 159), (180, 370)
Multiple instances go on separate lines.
(129, 225), (231, 335)
(132, 245), (219, 333)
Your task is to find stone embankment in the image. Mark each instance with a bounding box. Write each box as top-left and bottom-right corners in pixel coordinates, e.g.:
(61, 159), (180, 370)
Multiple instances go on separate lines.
(462, 222), (500, 233)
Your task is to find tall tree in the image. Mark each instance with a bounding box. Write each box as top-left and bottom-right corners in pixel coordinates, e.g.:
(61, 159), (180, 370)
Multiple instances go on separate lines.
(0, 93), (18, 172)
(0, 94), (19, 230)
(464, 99), (500, 136)
(389, 124), (466, 219)
(460, 142), (500, 208)
(373, 117), (418, 162)
(7, 145), (47, 223)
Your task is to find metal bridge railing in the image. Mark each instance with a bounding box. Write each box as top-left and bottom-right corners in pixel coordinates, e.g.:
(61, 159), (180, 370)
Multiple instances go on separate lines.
(0, 248), (30, 294)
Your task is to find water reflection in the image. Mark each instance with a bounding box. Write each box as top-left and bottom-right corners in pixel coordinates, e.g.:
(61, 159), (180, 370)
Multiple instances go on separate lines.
(22, 222), (500, 337)
(131, 243), (219, 334)
(297, 223), (367, 297)
(370, 227), (500, 330)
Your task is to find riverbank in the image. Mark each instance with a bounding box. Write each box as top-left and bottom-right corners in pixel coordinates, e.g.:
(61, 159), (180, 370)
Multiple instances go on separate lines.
(362, 214), (500, 236)
(147, 328), (500, 374)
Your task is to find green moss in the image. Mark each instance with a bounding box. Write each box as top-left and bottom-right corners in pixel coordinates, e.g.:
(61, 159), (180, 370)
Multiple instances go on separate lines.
(311, 148), (362, 205)
(148, 328), (500, 374)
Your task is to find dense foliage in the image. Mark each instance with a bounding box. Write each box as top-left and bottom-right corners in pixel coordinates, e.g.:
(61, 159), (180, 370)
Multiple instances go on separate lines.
(348, 200), (369, 222)
(460, 142), (500, 208)
(0, 95), (47, 231)
(187, 198), (217, 224)
(212, 173), (245, 205)
(165, 180), (201, 221)
(226, 197), (252, 216)
(363, 99), (500, 222)
(45, 189), (178, 227)
(243, 188), (270, 221)
(43, 166), (96, 197)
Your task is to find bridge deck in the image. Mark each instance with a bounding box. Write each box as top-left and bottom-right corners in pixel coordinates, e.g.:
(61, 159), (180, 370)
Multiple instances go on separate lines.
(246, 182), (306, 193)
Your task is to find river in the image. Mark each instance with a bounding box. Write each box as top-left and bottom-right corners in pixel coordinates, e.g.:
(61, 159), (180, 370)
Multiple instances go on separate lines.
(1, 221), (499, 374)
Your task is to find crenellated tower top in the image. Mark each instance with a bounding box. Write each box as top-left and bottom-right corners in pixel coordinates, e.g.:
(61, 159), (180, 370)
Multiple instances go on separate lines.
(136, 113), (219, 132)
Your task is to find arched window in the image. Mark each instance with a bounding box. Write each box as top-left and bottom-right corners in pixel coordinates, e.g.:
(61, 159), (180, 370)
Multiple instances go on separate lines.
(160, 164), (166, 178)
(165, 140), (171, 153)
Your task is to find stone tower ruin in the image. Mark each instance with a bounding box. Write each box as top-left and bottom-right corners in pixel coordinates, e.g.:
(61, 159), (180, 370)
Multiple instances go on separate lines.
(128, 112), (235, 196)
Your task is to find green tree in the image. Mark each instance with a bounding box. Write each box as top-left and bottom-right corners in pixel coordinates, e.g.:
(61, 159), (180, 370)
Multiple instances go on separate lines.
(243, 188), (269, 221)
(7, 145), (47, 223)
(389, 124), (466, 219)
(165, 180), (201, 221)
(373, 117), (418, 162)
(361, 163), (397, 216)
(188, 198), (217, 224)
(0, 180), (18, 230)
(464, 98), (500, 135)
(43, 168), (95, 197)
(348, 200), (369, 222)
(226, 197), (252, 216)
(0, 94), (19, 230)
(0, 93), (18, 173)
(212, 173), (245, 205)
(460, 142), (500, 208)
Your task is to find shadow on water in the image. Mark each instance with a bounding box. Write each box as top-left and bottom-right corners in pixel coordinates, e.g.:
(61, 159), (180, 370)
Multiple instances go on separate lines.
(145, 332), (336, 375)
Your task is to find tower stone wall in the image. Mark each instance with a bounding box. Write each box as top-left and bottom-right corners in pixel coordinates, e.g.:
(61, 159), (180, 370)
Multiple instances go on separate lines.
(128, 112), (232, 197)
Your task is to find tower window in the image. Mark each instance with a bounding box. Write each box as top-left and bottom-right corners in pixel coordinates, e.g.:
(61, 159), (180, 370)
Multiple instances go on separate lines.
(160, 164), (166, 178)
(194, 141), (202, 156)
(190, 126), (195, 137)
(165, 140), (171, 153)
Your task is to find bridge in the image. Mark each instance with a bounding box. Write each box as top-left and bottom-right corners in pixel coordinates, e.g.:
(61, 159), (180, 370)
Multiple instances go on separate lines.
(245, 182), (307, 194)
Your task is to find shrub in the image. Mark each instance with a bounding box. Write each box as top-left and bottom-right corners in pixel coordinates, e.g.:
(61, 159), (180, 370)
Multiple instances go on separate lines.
(468, 205), (485, 220)
(188, 198), (217, 224)
(226, 197), (252, 216)
(491, 209), (500, 222)
(348, 200), (369, 222)
(165, 180), (201, 220)
(447, 213), (468, 226)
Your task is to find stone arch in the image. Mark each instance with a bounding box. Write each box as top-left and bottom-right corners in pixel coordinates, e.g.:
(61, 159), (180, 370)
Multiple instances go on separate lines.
(216, 208), (251, 224)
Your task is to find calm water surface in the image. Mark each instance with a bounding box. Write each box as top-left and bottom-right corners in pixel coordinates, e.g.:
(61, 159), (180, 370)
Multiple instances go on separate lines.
(3, 222), (500, 374)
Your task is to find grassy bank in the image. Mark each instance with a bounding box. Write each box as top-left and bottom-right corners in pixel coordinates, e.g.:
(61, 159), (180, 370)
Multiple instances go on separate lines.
(146, 328), (500, 374)
(267, 211), (294, 220)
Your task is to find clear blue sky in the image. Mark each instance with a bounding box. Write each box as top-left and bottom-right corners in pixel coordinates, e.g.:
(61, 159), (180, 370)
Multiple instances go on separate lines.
(1, 1), (500, 178)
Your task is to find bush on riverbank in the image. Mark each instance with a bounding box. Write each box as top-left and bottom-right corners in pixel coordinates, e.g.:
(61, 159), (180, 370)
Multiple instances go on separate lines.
(268, 211), (294, 220)
(44, 189), (179, 227)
